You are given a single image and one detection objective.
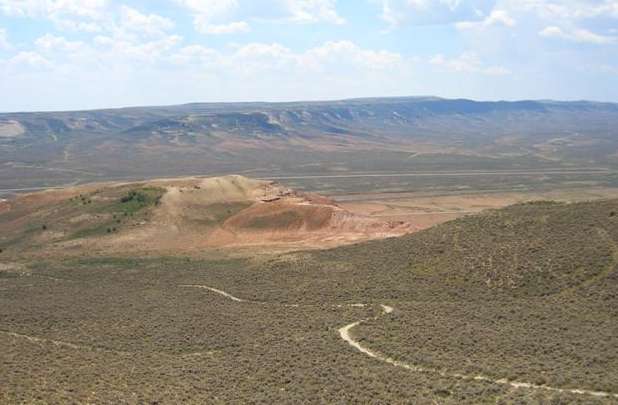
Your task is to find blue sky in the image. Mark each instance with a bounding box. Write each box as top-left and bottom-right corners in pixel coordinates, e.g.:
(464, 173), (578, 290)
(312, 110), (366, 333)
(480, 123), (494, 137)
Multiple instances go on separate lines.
(0, 0), (617, 111)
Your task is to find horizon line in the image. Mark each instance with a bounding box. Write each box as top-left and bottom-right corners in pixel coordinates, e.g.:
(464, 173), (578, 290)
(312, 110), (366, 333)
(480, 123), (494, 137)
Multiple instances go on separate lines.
(1, 95), (617, 115)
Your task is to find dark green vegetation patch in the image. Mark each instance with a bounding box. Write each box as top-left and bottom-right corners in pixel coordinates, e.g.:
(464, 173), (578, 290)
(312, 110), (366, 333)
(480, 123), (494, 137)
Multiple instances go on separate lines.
(69, 187), (165, 239)
(0, 186), (165, 251)
(120, 188), (162, 204)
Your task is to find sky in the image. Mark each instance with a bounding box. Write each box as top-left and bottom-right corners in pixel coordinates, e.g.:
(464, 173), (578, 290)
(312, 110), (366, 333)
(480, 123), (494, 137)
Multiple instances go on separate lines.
(0, 0), (617, 112)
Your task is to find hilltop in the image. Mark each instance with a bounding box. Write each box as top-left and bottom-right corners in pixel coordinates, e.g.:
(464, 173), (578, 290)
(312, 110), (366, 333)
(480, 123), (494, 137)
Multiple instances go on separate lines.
(0, 175), (414, 257)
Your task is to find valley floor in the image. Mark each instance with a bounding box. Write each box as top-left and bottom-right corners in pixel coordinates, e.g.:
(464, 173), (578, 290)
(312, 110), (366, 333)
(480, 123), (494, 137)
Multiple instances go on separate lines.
(336, 186), (618, 236)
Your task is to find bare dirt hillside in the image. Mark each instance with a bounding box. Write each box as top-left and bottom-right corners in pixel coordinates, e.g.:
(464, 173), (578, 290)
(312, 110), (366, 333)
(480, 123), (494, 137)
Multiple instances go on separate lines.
(0, 175), (416, 256)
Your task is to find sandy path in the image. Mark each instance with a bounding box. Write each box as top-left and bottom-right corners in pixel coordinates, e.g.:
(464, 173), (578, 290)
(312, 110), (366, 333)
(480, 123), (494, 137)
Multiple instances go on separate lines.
(1, 330), (85, 350)
(6, 280), (613, 398)
(0, 330), (146, 356)
(180, 284), (247, 302)
(185, 283), (618, 399)
(338, 306), (618, 399)
(180, 284), (367, 309)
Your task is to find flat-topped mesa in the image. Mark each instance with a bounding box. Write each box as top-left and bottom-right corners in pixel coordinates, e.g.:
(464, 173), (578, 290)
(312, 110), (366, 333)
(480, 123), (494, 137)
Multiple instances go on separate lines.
(0, 175), (417, 256)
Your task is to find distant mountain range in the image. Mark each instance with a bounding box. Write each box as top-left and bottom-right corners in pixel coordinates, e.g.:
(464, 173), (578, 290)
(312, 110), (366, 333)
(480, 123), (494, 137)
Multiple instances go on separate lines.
(1, 97), (618, 191)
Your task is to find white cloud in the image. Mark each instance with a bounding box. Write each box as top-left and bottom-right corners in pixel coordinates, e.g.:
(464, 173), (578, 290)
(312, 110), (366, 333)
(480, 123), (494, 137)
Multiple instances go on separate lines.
(93, 34), (182, 63)
(231, 42), (295, 72)
(503, 0), (618, 20)
(5, 51), (52, 69)
(234, 42), (291, 59)
(0, 0), (107, 18)
(171, 45), (220, 65)
(119, 5), (174, 37)
(376, 0), (496, 27)
(598, 64), (618, 75)
(430, 52), (510, 75)
(174, 0), (240, 33)
(174, 0), (238, 19)
(164, 40), (404, 76)
(200, 21), (250, 34)
(0, 0), (108, 31)
(0, 35), (406, 110)
(301, 40), (401, 71)
(51, 0), (107, 19)
(0, 0), (37, 16)
(456, 9), (515, 30)
(35, 33), (84, 52)
(0, 27), (9, 49)
(16, 6), (184, 69)
(225, 40), (402, 74)
(378, 0), (618, 31)
(54, 19), (102, 32)
(539, 25), (616, 44)
(175, 0), (344, 33)
(284, 0), (345, 24)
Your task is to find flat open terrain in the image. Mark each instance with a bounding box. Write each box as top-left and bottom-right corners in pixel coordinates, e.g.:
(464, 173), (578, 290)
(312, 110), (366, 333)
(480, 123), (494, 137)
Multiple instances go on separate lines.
(336, 187), (618, 231)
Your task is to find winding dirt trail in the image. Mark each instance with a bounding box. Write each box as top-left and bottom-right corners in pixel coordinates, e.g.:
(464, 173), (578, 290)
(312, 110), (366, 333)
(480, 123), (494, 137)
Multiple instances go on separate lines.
(0, 330), (135, 355)
(188, 283), (618, 400)
(180, 284), (247, 302)
(338, 305), (618, 400)
(5, 281), (614, 399)
(180, 284), (366, 309)
(1, 330), (84, 350)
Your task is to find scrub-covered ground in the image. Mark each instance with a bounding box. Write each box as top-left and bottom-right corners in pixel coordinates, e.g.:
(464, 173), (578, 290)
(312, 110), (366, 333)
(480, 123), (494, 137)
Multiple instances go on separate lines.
(1, 199), (617, 403)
